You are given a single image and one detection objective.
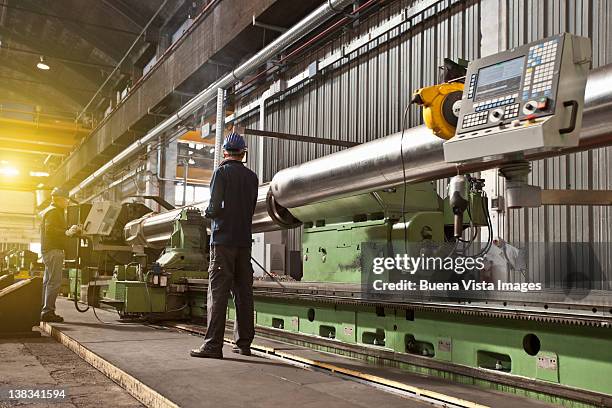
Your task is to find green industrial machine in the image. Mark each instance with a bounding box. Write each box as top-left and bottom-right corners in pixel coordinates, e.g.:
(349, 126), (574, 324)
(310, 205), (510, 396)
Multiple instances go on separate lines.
(156, 208), (208, 270)
(219, 179), (612, 407)
(71, 204), (209, 317)
(298, 183), (442, 283)
(100, 207), (208, 316)
(293, 181), (486, 283)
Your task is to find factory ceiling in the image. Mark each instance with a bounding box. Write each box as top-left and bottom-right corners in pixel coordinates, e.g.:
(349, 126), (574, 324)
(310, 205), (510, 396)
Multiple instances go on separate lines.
(0, 0), (322, 192)
(0, 0), (180, 190)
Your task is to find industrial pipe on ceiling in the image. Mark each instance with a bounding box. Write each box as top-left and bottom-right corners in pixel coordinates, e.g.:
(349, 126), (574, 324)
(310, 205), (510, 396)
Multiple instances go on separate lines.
(69, 0), (357, 197)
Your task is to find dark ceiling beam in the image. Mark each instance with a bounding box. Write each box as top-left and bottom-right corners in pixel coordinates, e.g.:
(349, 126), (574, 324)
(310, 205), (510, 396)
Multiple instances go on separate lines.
(0, 45), (134, 76)
(21, 1), (127, 62)
(101, 0), (148, 29)
(0, 2), (141, 36)
(158, 0), (188, 32)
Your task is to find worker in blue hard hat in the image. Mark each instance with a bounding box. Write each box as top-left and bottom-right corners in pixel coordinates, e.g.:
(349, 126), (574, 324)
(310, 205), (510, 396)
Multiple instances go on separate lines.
(190, 131), (259, 359)
(40, 187), (81, 323)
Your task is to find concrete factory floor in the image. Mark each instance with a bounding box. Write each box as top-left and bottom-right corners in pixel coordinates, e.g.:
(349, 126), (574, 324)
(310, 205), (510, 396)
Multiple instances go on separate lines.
(7, 299), (557, 408)
(0, 331), (142, 408)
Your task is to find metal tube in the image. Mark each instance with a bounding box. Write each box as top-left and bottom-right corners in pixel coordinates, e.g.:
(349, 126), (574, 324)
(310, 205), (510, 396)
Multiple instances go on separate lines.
(182, 159), (189, 206)
(70, 0), (355, 197)
(270, 64), (612, 209)
(131, 63), (612, 246)
(130, 184), (276, 246)
(213, 88), (225, 168)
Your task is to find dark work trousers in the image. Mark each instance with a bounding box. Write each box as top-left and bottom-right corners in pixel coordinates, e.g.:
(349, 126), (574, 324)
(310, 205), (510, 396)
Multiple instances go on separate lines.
(202, 245), (255, 353)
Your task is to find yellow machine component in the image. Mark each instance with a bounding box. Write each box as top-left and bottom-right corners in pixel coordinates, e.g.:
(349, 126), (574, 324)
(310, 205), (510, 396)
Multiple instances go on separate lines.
(412, 82), (464, 140)
(13, 270), (31, 280)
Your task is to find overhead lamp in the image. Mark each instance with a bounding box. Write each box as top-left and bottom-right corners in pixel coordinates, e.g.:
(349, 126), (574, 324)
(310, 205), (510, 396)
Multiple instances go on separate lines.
(29, 171), (50, 177)
(36, 56), (50, 70)
(187, 158), (195, 165)
(0, 167), (19, 176)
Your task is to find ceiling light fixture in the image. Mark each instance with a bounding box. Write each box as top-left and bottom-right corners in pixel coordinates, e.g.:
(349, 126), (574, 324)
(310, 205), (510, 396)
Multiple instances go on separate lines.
(0, 167), (19, 176)
(29, 171), (50, 177)
(36, 56), (50, 70)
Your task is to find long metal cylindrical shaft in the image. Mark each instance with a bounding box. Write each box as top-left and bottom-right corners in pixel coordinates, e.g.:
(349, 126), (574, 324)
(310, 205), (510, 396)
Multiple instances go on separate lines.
(270, 64), (612, 209)
(131, 64), (612, 244)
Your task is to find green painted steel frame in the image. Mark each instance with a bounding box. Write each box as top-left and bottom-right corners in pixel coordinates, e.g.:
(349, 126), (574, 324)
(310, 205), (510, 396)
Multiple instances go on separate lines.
(225, 297), (612, 407)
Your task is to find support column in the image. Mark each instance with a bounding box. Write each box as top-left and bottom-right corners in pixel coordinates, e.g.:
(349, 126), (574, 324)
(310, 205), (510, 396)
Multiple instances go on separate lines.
(257, 98), (266, 179)
(145, 144), (161, 211)
(479, 0), (508, 240)
(213, 88), (225, 169)
(161, 140), (178, 206)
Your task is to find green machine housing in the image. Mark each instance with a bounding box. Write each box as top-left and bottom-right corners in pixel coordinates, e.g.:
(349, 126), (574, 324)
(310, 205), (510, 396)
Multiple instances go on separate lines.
(103, 207), (209, 316)
(290, 182), (486, 283)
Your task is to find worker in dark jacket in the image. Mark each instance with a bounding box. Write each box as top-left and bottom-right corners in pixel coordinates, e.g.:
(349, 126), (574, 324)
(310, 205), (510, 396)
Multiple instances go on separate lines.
(40, 187), (81, 322)
(191, 132), (259, 359)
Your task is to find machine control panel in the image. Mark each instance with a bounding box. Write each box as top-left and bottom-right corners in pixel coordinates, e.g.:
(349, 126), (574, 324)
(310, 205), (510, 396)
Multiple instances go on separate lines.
(444, 33), (591, 163)
(82, 201), (122, 236)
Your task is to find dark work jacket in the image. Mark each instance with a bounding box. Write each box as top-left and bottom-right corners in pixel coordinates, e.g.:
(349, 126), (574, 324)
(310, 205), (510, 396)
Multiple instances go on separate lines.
(41, 205), (67, 252)
(205, 159), (259, 247)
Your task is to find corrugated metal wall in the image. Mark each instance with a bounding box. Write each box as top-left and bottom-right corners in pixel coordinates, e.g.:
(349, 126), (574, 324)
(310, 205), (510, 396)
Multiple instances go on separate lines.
(240, 0), (610, 290)
(504, 0), (612, 290)
(243, 0), (482, 251)
(256, 0), (480, 181)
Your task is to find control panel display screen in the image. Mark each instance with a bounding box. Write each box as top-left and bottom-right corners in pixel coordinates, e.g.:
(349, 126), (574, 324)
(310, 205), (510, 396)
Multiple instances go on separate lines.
(474, 57), (525, 101)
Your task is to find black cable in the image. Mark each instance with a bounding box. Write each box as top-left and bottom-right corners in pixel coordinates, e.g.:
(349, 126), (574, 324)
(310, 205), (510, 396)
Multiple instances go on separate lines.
(400, 103), (411, 255)
(251, 256), (286, 289)
(466, 192), (493, 259)
(72, 232), (90, 313)
(86, 253), (148, 326)
(72, 268), (89, 313)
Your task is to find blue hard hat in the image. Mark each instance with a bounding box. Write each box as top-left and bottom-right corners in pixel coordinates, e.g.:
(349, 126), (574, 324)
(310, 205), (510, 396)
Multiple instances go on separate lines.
(222, 132), (247, 152)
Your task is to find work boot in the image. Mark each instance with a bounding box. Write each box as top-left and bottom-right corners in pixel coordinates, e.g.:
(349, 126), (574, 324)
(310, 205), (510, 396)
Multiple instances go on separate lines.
(190, 346), (223, 359)
(231, 346), (251, 356)
(41, 312), (64, 323)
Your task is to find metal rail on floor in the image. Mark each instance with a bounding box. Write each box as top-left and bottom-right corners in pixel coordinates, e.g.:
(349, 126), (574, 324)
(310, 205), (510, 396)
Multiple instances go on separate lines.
(170, 320), (612, 408)
(169, 322), (489, 408)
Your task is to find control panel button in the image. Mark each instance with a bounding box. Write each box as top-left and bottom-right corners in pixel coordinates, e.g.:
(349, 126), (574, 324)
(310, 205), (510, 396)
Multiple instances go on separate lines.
(489, 108), (505, 123)
(522, 101), (537, 115)
(536, 97), (550, 110)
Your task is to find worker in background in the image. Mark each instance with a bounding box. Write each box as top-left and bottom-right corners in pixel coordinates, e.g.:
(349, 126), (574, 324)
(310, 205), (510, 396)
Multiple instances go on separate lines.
(190, 132), (259, 359)
(483, 237), (527, 283)
(40, 187), (81, 323)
